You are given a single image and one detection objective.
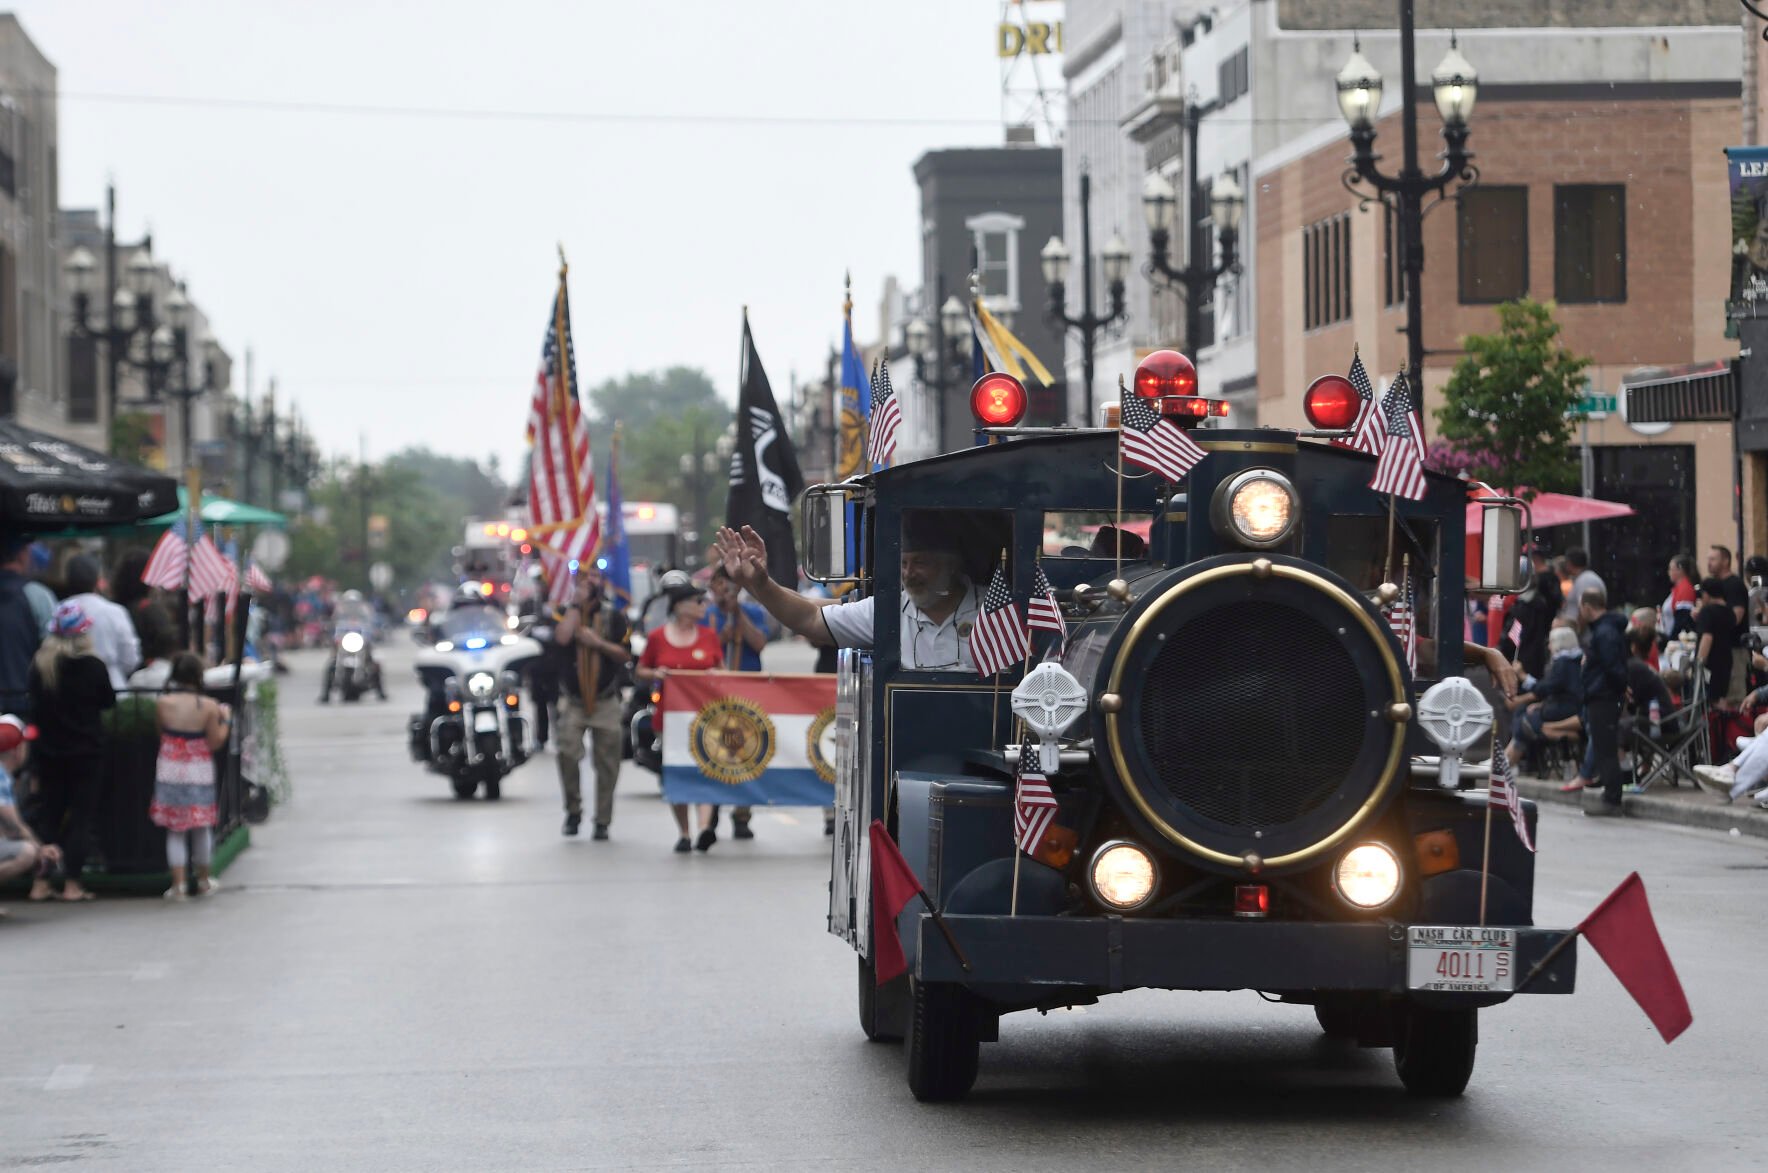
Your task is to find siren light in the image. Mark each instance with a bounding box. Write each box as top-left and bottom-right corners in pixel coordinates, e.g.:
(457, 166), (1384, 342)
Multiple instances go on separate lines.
(1303, 374), (1360, 430)
(1133, 349), (1198, 400)
(970, 373), (1028, 427)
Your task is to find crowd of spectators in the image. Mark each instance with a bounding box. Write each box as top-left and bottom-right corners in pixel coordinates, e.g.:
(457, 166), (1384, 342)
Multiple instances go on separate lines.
(1485, 541), (1768, 814)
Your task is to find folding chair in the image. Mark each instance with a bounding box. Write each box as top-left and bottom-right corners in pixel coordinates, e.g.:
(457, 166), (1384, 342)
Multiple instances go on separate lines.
(1630, 668), (1710, 793)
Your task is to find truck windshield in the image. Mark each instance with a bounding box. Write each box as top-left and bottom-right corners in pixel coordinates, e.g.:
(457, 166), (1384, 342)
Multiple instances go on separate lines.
(1042, 511), (1156, 559)
(1326, 514), (1440, 678)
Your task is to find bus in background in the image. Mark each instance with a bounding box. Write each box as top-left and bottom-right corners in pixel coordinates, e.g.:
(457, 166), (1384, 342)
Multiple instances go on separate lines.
(597, 500), (681, 581)
(459, 518), (524, 602)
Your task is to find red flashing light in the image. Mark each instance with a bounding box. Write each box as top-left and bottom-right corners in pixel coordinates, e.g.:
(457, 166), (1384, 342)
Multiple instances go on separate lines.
(1161, 396), (1232, 420)
(499, 583), (511, 594)
(1303, 374), (1360, 431)
(1133, 349), (1198, 400)
(970, 373), (1028, 427)
(1233, 884), (1270, 919)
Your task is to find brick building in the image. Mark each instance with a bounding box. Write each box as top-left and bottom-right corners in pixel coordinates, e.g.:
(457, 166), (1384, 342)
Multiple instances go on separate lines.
(1255, 81), (1740, 605)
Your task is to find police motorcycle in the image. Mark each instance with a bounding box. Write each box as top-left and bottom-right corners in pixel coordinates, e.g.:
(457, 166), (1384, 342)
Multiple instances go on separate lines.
(321, 590), (385, 703)
(813, 354), (1580, 1103)
(408, 584), (543, 800)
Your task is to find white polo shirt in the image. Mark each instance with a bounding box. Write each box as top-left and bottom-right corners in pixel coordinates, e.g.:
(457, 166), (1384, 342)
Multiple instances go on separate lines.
(820, 582), (980, 671)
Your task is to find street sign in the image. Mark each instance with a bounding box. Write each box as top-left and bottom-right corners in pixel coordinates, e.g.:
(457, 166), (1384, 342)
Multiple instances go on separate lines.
(369, 561), (394, 592)
(251, 529), (291, 572)
(1572, 394), (1617, 415)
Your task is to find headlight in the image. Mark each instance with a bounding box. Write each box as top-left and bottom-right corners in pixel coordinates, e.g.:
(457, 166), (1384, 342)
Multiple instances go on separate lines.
(506, 615), (519, 630)
(436, 641), (454, 652)
(1333, 843), (1402, 909)
(1088, 841), (1159, 911)
(1211, 469), (1298, 549)
(467, 672), (496, 699)
(339, 631), (365, 654)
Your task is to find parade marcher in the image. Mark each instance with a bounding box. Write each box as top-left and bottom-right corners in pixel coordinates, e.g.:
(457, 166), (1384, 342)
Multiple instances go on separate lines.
(634, 583), (723, 852)
(707, 563), (769, 840)
(552, 567), (632, 840)
(151, 653), (230, 901)
(25, 603), (115, 902)
(0, 715), (55, 905)
(711, 521), (980, 671)
(61, 553), (141, 690)
(1579, 588), (1631, 817)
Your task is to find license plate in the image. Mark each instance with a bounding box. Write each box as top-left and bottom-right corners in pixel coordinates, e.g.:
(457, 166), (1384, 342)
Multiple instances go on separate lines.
(1406, 925), (1516, 993)
(472, 712), (499, 734)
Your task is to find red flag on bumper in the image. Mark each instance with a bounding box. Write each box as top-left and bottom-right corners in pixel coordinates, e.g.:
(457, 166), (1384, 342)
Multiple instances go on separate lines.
(869, 820), (925, 986)
(1579, 872), (1693, 1043)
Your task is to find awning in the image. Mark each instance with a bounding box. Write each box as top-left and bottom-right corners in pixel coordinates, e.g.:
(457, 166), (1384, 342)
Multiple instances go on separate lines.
(1622, 361), (1736, 424)
(1466, 490), (1636, 533)
(138, 488), (287, 529)
(0, 420), (179, 529)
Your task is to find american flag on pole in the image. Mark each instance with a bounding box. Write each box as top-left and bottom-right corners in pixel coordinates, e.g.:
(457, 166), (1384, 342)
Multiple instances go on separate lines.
(525, 264), (598, 605)
(142, 518), (233, 598)
(1387, 578), (1417, 673)
(1119, 391), (1206, 482)
(1014, 738), (1059, 855)
(1488, 742), (1536, 853)
(1369, 368), (1428, 501)
(247, 562), (274, 595)
(1026, 561), (1065, 646)
(865, 356), (902, 469)
(1345, 347), (1384, 455)
(970, 558), (1028, 678)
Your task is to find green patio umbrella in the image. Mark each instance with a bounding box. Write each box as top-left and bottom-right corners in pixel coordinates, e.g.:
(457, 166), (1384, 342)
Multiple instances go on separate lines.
(139, 488), (287, 529)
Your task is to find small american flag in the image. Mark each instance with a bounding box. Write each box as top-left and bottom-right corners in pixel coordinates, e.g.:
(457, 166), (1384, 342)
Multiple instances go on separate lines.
(1387, 579), (1417, 673)
(1345, 348), (1383, 455)
(247, 562), (274, 595)
(1369, 369), (1428, 501)
(1026, 562), (1065, 645)
(142, 518), (233, 598)
(970, 559), (1028, 678)
(865, 356), (902, 469)
(1014, 738), (1059, 855)
(1119, 391), (1206, 483)
(1506, 617), (1522, 645)
(1487, 743), (1536, 853)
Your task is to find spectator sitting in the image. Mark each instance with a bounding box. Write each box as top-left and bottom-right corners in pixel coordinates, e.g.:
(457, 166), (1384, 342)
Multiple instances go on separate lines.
(0, 715), (58, 912)
(1629, 607), (1661, 670)
(1506, 625), (1584, 767)
(1624, 626), (1677, 742)
(1661, 667), (1686, 709)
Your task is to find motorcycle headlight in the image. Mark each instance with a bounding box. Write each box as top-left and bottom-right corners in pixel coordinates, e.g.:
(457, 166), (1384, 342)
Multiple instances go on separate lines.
(1211, 469), (1298, 549)
(1333, 843), (1402, 910)
(467, 672), (496, 699)
(1088, 840), (1159, 911)
(339, 631), (365, 654)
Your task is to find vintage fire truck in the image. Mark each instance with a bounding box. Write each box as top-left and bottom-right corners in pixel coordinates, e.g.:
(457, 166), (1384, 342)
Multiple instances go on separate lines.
(810, 353), (1578, 1102)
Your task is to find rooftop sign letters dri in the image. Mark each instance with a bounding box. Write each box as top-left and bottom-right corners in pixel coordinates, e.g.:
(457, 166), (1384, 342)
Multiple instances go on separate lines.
(998, 19), (1062, 57)
(1727, 147), (1768, 322)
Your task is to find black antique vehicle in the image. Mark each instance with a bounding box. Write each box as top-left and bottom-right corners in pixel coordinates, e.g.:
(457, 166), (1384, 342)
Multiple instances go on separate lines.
(812, 355), (1578, 1102)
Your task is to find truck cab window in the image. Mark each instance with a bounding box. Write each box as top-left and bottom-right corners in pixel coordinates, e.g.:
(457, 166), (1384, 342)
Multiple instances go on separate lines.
(1326, 515), (1440, 678)
(897, 509), (1012, 673)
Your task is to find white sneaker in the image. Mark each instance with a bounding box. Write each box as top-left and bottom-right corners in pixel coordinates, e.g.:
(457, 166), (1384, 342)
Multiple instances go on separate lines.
(197, 878), (220, 897)
(163, 886), (188, 903)
(1693, 764), (1737, 794)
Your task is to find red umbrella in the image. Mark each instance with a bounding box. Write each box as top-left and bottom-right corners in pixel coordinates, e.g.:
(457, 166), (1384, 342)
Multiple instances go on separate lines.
(1466, 490), (1635, 533)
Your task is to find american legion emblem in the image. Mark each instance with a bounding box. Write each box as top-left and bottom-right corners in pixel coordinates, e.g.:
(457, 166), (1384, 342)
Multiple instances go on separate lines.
(806, 707), (838, 784)
(688, 694), (777, 785)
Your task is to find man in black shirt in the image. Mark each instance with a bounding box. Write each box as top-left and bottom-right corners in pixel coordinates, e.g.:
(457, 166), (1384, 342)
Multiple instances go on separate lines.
(1579, 587), (1631, 816)
(1708, 545), (1750, 632)
(1696, 578), (1737, 704)
(553, 569), (632, 839)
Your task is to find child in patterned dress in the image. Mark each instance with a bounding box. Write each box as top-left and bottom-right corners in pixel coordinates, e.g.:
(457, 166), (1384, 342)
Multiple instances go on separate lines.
(151, 653), (231, 902)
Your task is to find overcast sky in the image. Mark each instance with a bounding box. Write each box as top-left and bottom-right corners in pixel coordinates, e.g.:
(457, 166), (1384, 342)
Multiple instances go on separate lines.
(13, 0), (1015, 474)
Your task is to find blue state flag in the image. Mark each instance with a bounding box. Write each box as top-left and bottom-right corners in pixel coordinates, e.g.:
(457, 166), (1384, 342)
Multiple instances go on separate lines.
(836, 312), (871, 479)
(598, 447), (633, 609)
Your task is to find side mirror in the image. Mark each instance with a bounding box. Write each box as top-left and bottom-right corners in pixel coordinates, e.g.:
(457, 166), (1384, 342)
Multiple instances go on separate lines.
(1476, 500), (1530, 594)
(802, 483), (859, 584)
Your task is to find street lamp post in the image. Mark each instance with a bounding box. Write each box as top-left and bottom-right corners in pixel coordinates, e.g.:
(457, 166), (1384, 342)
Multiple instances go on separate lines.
(680, 428), (724, 567)
(1143, 106), (1245, 356)
(1337, 2), (1479, 433)
(1041, 170), (1129, 427)
(905, 289), (972, 454)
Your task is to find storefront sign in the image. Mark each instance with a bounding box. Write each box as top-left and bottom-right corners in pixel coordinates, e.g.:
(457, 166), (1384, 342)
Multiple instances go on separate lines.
(1726, 146), (1768, 321)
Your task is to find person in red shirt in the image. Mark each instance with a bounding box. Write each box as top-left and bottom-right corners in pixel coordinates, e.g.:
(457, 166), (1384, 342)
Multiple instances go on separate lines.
(636, 584), (725, 853)
(1665, 554), (1697, 640)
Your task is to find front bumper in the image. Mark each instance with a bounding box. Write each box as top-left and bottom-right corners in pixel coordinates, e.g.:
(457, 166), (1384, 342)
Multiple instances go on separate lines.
(914, 914), (1577, 996)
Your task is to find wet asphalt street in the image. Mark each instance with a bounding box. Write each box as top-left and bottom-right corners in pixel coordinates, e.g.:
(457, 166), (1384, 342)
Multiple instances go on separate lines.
(1, 639), (1764, 1172)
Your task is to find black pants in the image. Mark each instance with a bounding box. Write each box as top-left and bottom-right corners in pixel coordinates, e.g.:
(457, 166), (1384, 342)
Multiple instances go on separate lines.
(32, 752), (103, 880)
(1585, 696), (1624, 805)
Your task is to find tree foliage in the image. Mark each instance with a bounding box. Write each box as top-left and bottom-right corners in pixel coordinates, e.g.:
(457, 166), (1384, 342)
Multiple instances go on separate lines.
(1433, 298), (1590, 499)
(585, 367), (730, 529)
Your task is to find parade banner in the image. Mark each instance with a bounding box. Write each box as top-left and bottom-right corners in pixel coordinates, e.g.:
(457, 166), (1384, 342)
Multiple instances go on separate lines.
(1726, 146), (1768, 321)
(660, 670), (837, 807)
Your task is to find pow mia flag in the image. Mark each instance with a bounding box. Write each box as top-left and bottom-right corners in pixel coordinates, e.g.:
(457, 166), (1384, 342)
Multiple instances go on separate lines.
(727, 311), (805, 587)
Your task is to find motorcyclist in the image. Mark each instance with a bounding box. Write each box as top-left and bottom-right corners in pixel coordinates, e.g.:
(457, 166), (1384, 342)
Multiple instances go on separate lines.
(409, 583), (504, 761)
(319, 589), (387, 702)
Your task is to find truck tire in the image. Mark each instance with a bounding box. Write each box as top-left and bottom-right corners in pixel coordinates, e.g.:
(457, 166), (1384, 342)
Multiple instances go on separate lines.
(906, 978), (981, 1102)
(451, 777), (477, 800)
(483, 775), (502, 801)
(858, 955), (905, 1043)
(1314, 999), (1358, 1039)
(1393, 1005), (1477, 1096)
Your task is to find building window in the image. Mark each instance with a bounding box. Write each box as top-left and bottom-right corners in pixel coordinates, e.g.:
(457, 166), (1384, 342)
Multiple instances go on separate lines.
(1555, 184), (1625, 304)
(966, 211), (1025, 312)
(1218, 46), (1249, 105)
(1458, 186), (1528, 304)
(1383, 202), (1405, 308)
(1304, 212), (1351, 331)
(67, 334), (98, 423)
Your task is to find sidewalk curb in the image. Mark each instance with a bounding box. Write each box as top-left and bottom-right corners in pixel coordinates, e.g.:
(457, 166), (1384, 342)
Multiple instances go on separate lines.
(1517, 777), (1768, 840)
